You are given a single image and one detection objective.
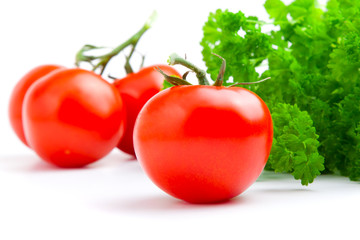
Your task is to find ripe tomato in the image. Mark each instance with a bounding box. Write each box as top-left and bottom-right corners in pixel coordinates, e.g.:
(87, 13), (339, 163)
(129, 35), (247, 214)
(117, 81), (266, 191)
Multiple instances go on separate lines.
(134, 85), (273, 203)
(23, 68), (126, 168)
(113, 65), (180, 157)
(9, 65), (65, 147)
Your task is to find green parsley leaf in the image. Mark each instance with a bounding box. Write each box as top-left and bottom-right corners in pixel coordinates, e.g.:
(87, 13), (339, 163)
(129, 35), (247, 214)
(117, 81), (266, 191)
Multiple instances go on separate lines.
(268, 103), (324, 185)
(201, 9), (271, 86)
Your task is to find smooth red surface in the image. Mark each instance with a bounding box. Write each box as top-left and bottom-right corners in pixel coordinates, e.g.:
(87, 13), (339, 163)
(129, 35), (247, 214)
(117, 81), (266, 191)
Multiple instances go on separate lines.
(8, 65), (65, 146)
(134, 85), (273, 203)
(113, 65), (180, 156)
(22, 68), (126, 167)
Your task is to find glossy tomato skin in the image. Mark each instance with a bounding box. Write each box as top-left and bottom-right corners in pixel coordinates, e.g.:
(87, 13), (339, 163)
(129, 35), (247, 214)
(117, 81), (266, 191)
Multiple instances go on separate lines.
(9, 65), (65, 147)
(113, 65), (180, 157)
(23, 68), (126, 168)
(134, 85), (273, 203)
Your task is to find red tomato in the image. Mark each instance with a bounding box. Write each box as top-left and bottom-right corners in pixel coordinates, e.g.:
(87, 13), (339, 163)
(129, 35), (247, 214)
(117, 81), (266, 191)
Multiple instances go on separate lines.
(133, 85), (273, 203)
(23, 68), (126, 168)
(9, 65), (65, 147)
(113, 65), (180, 157)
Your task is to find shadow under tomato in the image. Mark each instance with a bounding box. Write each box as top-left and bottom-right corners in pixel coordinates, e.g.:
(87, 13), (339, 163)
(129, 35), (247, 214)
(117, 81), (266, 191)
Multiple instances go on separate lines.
(28, 160), (64, 172)
(1, 150), (136, 173)
(0, 154), (60, 172)
(20, 156), (94, 172)
(96, 193), (247, 214)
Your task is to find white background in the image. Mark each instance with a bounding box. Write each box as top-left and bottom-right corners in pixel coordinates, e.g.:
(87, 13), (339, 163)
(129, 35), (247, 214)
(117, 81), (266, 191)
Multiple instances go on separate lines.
(1, 0), (359, 239)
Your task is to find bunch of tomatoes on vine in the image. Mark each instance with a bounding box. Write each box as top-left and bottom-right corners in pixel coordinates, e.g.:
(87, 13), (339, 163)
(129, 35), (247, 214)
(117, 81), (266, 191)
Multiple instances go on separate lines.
(8, 13), (273, 204)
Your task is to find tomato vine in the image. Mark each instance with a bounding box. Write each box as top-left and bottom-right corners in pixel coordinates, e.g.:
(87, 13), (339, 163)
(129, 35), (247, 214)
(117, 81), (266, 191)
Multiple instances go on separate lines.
(75, 11), (157, 75)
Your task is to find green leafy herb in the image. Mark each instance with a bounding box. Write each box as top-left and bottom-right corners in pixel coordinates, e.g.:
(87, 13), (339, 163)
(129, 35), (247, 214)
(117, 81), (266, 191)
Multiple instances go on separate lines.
(201, 0), (360, 184)
(201, 9), (271, 85)
(269, 103), (324, 185)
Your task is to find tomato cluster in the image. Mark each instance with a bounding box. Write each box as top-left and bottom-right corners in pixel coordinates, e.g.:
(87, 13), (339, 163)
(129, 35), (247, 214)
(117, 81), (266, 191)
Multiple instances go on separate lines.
(9, 64), (179, 167)
(8, 18), (272, 203)
(9, 58), (273, 203)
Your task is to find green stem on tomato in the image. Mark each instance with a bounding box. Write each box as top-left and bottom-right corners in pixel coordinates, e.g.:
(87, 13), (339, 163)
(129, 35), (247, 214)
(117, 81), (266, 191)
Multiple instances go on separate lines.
(75, 11), (157, 76)
(124, 44), (137, 74)
(165, 53), (269, 88)
(229, 77), (271, 87)
(212, 53), (226, 87)
(168, 53), (210, 85)
(156, 67), (192, 86)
